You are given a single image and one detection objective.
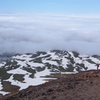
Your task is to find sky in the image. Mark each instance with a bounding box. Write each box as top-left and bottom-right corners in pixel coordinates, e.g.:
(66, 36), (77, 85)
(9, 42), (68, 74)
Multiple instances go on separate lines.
(0, 0), (100, 55)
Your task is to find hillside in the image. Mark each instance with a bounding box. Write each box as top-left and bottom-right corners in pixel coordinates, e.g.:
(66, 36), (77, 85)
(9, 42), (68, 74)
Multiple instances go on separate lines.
(1, 70), (100, 100)
(0, 50), (100, 95)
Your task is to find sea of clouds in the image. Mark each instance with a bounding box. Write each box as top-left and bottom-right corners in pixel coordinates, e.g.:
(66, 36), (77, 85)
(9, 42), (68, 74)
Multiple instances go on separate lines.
(0, 13), (100, 55)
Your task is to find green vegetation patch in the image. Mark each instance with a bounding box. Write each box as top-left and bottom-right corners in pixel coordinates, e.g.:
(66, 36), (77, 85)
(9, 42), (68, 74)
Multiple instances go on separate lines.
(66, 64), (74, 72)
(75, 63), (88, 72)
(33, 58), (42, 63)
(0, 67), (11, 81)
(58, 66), (66, 72)
(4, 60), (20, 71)
(36, 67), (45, 72)
(72, 51), (79, 57)
(22, 67), (36, 78)
(45, 63), (51, 69)
(13, 74), (24, 82)
(75, 66), (82, 72)
(67, 57), (75, 64)
(76, 63), (88, 70)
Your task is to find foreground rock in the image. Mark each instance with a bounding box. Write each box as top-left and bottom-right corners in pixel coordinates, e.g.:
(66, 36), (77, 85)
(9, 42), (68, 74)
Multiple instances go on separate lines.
(1, 70), (100, 100)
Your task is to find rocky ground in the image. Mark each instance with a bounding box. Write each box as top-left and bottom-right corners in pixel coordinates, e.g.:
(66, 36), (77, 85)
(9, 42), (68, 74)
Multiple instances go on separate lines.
(1, 70), (100, 100)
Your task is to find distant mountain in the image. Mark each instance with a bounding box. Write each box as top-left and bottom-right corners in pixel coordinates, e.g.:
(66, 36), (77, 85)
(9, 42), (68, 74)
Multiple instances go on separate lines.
(0, 53), (14, 63)
(0, 50), (100, 95)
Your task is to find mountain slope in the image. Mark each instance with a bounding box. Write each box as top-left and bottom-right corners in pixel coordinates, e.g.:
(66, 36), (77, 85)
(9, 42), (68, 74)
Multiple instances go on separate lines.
(0, 50), (100, 95)
(1, 70), (100, 100)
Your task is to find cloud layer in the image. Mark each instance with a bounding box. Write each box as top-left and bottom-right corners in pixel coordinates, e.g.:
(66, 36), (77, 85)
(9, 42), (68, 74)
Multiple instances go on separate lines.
(0, 13), (100, 55)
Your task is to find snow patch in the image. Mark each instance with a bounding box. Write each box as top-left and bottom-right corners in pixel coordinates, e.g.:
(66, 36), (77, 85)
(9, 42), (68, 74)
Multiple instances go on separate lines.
(7, 68), (30, 74)
(5, 68), (56, 91)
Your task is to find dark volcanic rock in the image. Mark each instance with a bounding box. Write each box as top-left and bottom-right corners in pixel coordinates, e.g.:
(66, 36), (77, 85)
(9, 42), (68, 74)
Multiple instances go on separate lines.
(1, 70), (100, 100)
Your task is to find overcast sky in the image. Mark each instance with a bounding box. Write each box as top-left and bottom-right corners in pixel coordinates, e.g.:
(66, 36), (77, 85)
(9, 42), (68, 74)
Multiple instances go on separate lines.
(0, 0), (100, 55)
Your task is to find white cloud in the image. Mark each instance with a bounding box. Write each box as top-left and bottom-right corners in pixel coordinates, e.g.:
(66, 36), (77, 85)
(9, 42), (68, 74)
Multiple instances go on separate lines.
(0, 13), (100, 55)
